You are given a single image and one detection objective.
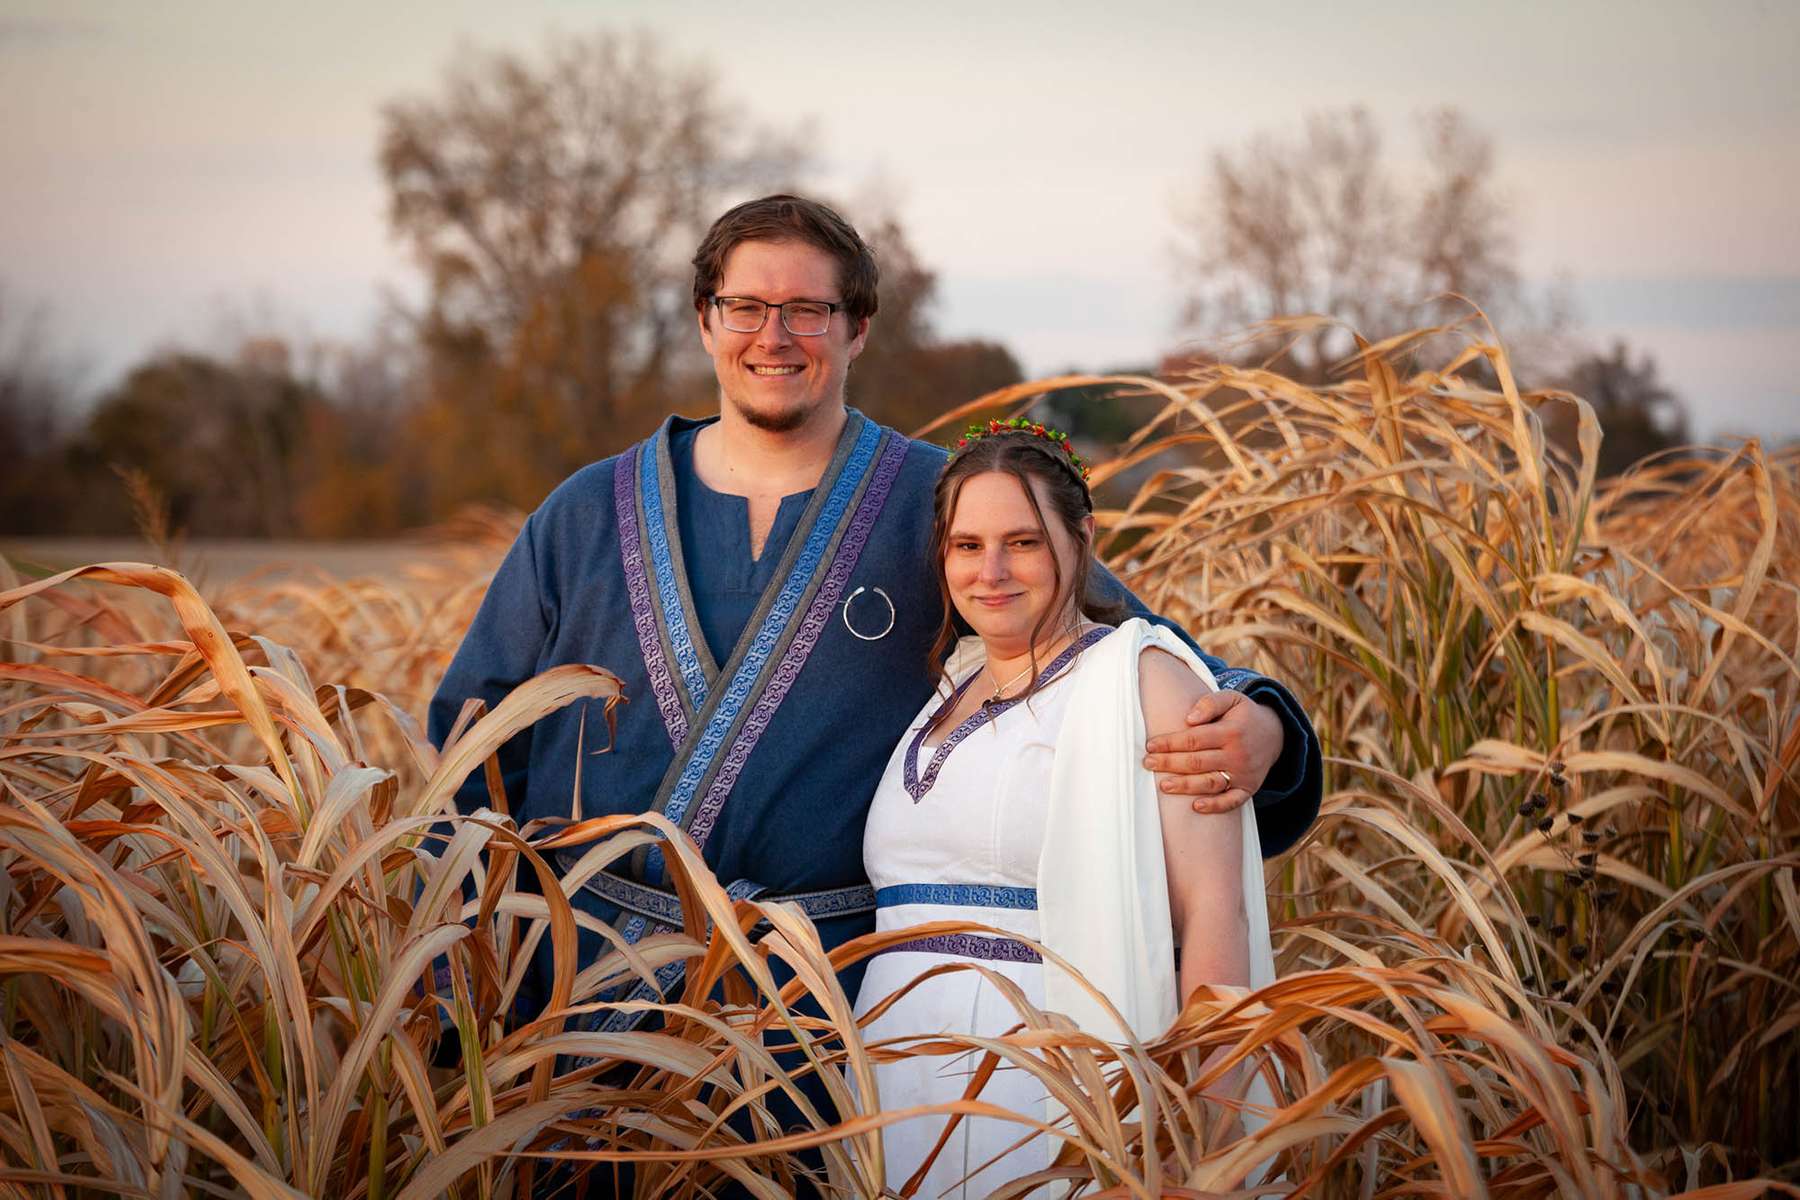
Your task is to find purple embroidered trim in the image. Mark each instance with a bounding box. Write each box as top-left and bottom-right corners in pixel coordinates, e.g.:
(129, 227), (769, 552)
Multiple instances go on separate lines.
(616, 445), (688, 748)
(684, 433), (909, 851)
(883, 933), (1042, 963)
(904, 625), (1113, 802)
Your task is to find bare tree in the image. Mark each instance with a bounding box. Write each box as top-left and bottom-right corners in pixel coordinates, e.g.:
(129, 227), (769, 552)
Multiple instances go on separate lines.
(1177, 107), (1536, 380)
(379, 31), (803, 508)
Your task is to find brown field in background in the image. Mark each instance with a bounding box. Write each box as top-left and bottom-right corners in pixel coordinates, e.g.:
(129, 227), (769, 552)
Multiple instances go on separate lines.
(0, 539), (466, 587)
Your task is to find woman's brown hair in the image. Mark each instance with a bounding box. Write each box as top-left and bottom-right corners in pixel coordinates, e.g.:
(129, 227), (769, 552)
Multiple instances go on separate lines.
(926, 432), (1125, 705)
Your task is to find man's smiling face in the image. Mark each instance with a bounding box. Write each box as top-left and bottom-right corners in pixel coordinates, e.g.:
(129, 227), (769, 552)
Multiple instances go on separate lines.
(698, 239), (869, 434)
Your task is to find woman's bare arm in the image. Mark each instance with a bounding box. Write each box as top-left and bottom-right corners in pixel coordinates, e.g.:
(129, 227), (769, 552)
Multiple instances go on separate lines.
(1138, 647), (1251, 1004)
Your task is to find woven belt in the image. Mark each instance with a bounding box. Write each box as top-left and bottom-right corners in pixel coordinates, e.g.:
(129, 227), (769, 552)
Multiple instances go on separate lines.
(874, 883), (1042, 963)
(553, 856), (874, 1036)
(558, 853), (877, 929)
(875, 883), (1038, 909)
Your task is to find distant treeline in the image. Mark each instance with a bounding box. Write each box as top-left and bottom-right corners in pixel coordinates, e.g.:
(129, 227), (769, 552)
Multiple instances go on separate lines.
(0, 307), (1020, 540)
(0, 34), (1691, 539)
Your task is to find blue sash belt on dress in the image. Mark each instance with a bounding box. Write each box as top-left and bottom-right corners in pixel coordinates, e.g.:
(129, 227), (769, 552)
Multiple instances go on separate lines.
(876, 882), (1042, 962)
(876, 883), (1038, 909)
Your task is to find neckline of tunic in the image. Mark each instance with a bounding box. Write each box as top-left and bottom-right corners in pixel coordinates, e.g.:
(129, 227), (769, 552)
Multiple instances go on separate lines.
(669, 422), (821, 664)
(687, 447), (816, 507)
(906, 625), (1113, 801)
(682, 429), (815, 565)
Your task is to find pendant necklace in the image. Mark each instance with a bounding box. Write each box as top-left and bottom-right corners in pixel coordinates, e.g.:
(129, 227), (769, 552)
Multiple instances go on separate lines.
(984, 620), (1088, 703)
(985, 661), (1035, 703)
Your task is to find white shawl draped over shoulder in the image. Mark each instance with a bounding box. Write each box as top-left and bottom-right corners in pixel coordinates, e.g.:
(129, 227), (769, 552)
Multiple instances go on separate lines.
(1039, 617), (1277, 1041)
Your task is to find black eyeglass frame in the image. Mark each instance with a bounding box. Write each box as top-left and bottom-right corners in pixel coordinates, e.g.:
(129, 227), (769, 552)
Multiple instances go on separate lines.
(707, 295), (847, 336)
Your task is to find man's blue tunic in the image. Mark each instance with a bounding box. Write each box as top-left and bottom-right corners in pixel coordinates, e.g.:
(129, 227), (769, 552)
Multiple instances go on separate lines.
(428, 410), (1320, 1018)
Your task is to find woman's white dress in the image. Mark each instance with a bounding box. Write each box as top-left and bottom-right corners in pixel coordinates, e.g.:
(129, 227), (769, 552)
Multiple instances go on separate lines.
(853, 620), (1276, 1197)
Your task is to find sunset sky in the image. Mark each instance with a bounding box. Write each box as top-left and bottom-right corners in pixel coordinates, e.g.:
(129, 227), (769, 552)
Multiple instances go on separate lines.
(3, 0), (1796, 440)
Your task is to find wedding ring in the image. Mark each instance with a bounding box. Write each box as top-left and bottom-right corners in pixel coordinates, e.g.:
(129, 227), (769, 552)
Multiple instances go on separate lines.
(1218, 769), (1232, 790)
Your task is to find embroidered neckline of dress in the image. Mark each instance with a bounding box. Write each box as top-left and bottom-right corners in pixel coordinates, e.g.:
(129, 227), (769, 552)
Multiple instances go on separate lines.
(903, 625), (1114, 803)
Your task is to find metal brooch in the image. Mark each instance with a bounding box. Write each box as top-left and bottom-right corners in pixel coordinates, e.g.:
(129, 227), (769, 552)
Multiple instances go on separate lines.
(841, 585), (896, 641)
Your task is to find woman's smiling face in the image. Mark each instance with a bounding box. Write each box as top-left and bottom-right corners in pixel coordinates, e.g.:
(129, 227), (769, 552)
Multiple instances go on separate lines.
(942, 470), (1089, 654)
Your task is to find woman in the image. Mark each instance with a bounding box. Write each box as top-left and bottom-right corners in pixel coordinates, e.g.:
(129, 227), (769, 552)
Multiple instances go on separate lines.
(852, 421), (1276, 1195)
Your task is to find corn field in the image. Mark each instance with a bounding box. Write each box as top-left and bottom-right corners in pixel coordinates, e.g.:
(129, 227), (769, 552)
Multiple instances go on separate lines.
(1, 330), (1795, 1198)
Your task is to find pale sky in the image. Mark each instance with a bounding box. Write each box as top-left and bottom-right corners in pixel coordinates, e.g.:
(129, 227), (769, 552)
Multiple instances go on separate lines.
(3, 0), (1797, 440)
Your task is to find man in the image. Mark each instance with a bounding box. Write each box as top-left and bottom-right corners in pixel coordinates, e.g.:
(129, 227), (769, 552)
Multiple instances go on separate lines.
(428, 194), (1320, 1028)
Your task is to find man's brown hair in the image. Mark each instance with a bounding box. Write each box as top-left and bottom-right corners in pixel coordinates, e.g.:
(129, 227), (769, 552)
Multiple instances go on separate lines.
(691, 194), (880, 324)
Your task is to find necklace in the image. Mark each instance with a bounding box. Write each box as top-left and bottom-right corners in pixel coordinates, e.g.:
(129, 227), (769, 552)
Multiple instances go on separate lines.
(984, 661), (1035, 703)
(982, 620), (1091, 702)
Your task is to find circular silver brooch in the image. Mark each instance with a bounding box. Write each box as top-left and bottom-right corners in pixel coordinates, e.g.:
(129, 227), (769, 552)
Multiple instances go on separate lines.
(841, 585), (896, 641)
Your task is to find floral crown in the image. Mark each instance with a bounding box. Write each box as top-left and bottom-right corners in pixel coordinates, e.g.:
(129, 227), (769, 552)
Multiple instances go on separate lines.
(950, 417), (1092, 484)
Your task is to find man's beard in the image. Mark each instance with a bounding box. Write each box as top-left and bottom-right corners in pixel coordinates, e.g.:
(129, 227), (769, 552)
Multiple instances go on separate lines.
(734, 396), (815, 434)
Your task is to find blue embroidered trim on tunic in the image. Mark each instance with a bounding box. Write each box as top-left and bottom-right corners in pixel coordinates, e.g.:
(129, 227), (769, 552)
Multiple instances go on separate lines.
(591, 956), (689, 1035)
(659, 419), (886, 843)
(614, 911), (651, 965)
(686, 430), (908, 850)
(1213, 667), (1255, 692)
(882, 932), (1042, 963)
(589, 877), (769, 1035)
(781, 880), (882, 918)
(616, 447), (689, 748)
(599, 869), (776, 982)
(585, 416), (920, 1032)
(571, 862), (875, 927)
(876, 883), (1039, 909)
(585, 872), (684, 925)
(903, 625), (1114, 802)
(639, 441), (710, 712)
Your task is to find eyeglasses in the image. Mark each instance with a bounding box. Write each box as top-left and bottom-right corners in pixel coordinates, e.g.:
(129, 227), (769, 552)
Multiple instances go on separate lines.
(708, 295), (844, 337)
